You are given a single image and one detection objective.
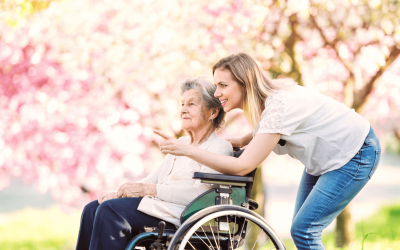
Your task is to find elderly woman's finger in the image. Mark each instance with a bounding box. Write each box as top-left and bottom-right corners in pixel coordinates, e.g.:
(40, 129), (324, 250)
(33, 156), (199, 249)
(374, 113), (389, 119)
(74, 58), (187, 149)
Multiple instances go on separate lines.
(117, 189), (123, 198)
(98, 195), (104, 204)
(118, 187), (127, 198)
(159, 140), (170, 147)
(100, 196), (107, 204)
(117, 182), (129, 198)
(126, 191), (139, 198)
(162, 149), (173, 154)
(154, 129), (173, 140)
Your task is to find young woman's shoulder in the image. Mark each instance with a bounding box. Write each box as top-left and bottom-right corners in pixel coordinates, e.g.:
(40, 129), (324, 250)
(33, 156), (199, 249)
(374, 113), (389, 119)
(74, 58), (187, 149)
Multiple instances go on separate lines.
(268, 85), (331, 108)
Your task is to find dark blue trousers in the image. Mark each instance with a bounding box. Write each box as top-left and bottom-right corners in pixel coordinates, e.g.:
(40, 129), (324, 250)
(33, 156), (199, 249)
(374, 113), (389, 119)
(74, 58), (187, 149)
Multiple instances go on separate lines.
(76, 197), (175, 250)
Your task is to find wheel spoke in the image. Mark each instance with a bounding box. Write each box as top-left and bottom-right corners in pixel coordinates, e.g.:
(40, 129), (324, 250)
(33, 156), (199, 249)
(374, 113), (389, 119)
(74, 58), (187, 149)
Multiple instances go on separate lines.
(201, 226), (215, 250)
(255, 234), (270, 250)
(194, 231), (213, 250)
(227, 216), (234, 249)
(251, 230), (263, 250)
(233, 215), (237, 235)
(188, 241), (196, 250)
(243, 221), (255, 242)
(216, 218), (220, 248)
(237, 218), (247, 244)
(209, 222), (220, 250)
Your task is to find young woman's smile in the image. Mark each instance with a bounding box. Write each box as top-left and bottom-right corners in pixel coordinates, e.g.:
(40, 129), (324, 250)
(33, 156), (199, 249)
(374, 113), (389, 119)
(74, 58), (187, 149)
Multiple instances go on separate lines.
(213, 69), (244, 112)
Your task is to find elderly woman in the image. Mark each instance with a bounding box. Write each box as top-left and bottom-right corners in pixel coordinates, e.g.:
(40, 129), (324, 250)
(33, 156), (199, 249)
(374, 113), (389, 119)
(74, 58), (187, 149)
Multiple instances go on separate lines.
(75, 78), (232, 250)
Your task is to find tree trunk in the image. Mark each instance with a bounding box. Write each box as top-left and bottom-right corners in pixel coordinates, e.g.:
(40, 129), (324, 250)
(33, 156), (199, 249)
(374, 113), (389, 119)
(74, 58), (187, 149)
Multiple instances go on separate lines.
(246, 165), (265, 250)
(336, 206), (354, 247)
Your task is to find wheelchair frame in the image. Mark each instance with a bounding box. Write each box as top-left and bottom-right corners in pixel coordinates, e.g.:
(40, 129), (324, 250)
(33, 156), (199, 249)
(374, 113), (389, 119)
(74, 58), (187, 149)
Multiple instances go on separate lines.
(125, 150), (286, 250)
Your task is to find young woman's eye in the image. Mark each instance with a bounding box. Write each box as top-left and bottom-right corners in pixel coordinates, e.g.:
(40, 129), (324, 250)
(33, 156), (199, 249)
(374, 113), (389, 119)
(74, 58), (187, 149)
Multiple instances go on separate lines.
(190, 103), (195, 105)
(221, 84), (227, 87)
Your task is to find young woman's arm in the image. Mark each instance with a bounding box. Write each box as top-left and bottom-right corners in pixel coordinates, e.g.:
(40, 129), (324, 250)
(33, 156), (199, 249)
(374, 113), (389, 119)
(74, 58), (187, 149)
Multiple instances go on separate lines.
(226, 132), (253, 148)
(154, 130), (281, 176)
(241, 132), (253, 146)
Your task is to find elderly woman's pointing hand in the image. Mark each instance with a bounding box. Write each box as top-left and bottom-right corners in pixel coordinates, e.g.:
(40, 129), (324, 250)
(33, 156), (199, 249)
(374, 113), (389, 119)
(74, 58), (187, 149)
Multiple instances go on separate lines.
(154, 129), (194, 156)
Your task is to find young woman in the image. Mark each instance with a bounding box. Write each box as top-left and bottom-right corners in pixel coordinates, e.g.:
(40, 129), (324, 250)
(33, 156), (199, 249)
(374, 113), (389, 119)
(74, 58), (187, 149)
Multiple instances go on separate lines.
(154, 53), (381, 250)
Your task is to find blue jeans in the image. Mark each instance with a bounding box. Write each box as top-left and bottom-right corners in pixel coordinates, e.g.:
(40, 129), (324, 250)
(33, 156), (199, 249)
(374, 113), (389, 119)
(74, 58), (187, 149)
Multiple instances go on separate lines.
(76, 198), (175, 250)
(291, 127), (381, 249)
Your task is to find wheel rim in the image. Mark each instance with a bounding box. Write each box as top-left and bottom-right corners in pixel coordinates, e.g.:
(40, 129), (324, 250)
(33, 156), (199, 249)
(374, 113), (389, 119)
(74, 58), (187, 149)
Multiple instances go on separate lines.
(177, 210), (285, 250)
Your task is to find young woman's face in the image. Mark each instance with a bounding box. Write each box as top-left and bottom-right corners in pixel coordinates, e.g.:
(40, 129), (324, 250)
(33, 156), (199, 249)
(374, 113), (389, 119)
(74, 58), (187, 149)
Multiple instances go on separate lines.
(213, 68), (244, 112)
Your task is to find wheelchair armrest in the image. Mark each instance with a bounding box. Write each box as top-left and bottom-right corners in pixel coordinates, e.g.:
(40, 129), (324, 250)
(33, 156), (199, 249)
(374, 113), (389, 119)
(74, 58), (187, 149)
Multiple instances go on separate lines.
(193, 172), (253, 187)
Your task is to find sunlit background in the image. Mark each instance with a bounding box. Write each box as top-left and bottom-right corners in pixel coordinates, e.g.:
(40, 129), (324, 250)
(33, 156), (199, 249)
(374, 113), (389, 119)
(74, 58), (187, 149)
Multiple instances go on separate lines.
(0, 0), (399, 249)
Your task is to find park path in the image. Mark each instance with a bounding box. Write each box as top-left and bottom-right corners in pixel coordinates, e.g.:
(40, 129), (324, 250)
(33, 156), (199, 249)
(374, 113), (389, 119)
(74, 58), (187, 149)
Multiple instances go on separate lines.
(263, 152), (400, 238)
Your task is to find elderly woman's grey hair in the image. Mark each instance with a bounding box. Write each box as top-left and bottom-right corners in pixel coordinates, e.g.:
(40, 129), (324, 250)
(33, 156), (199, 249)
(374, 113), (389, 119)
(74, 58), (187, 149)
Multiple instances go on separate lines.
(181, 78), (225, 130)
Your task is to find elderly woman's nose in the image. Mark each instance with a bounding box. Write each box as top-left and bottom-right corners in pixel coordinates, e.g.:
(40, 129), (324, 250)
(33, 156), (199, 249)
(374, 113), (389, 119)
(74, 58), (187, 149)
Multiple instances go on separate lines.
(180, 106), (187, 113)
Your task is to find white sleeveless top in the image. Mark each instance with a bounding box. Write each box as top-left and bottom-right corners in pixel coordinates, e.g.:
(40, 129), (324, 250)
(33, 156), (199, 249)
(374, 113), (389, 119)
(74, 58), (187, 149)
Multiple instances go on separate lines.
(253, 85), (370, 176)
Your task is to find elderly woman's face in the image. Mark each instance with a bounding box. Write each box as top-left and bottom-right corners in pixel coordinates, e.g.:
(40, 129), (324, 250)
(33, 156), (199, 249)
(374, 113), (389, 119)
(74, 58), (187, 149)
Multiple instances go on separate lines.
(181, 89), (211, 132)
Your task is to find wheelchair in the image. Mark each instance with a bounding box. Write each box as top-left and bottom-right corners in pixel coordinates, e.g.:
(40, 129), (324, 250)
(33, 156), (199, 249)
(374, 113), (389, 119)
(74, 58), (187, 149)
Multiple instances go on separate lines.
(125, 149), (286, 250)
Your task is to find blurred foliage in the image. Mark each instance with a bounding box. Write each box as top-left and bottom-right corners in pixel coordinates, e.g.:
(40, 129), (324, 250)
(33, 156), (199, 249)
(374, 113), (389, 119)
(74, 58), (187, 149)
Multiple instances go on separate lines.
(0, 0), (54, 27)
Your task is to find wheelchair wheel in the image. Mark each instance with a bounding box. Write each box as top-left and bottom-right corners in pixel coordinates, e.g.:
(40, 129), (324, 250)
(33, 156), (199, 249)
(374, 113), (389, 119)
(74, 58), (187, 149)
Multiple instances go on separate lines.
(169, 206), (286, 250)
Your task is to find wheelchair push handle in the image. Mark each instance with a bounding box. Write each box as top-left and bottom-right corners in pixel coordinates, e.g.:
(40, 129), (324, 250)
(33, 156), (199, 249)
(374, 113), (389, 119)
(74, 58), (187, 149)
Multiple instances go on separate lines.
(157, 221), (166, 239)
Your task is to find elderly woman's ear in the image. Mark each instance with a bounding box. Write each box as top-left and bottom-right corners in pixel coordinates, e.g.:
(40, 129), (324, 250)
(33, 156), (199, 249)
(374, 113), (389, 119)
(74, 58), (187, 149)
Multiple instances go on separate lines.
(210, 108), (219, 121)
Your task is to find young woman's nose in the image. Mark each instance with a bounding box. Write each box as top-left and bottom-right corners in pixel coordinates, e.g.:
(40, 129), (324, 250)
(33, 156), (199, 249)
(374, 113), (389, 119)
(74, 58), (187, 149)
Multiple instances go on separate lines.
(214, 87), (221, 98)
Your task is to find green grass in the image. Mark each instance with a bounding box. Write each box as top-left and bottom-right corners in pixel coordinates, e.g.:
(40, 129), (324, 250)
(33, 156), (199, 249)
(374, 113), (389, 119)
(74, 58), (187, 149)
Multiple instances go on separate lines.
(283, 203), (400, 250)
(0, 203), (399, 250)
(0, 206), (81, 250)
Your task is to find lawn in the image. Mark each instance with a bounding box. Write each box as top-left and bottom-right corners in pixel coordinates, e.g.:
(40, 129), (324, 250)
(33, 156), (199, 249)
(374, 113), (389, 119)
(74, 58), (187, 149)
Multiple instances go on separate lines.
(0, 203), (399, 250)
(0, 206), (81, 250)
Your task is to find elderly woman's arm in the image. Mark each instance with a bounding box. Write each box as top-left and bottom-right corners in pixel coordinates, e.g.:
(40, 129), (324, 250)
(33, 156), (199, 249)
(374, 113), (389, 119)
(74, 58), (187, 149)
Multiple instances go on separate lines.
(155, 181), (217, 206)
(116, 157), (166, 198)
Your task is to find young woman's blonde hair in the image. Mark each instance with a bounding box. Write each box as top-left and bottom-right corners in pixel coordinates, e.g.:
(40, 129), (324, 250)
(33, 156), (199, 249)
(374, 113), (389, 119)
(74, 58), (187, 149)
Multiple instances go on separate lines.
(212, 53), (296, 129)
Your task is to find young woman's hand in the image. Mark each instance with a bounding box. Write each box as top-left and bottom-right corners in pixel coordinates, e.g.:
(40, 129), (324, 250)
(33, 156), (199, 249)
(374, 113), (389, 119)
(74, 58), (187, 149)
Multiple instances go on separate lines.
(226, 133), (253, 148)
(117, 182), (157, 198)
(98, 192), (118, 204)
(226, 138), (244, 148)
(154, 129), (192, 156)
